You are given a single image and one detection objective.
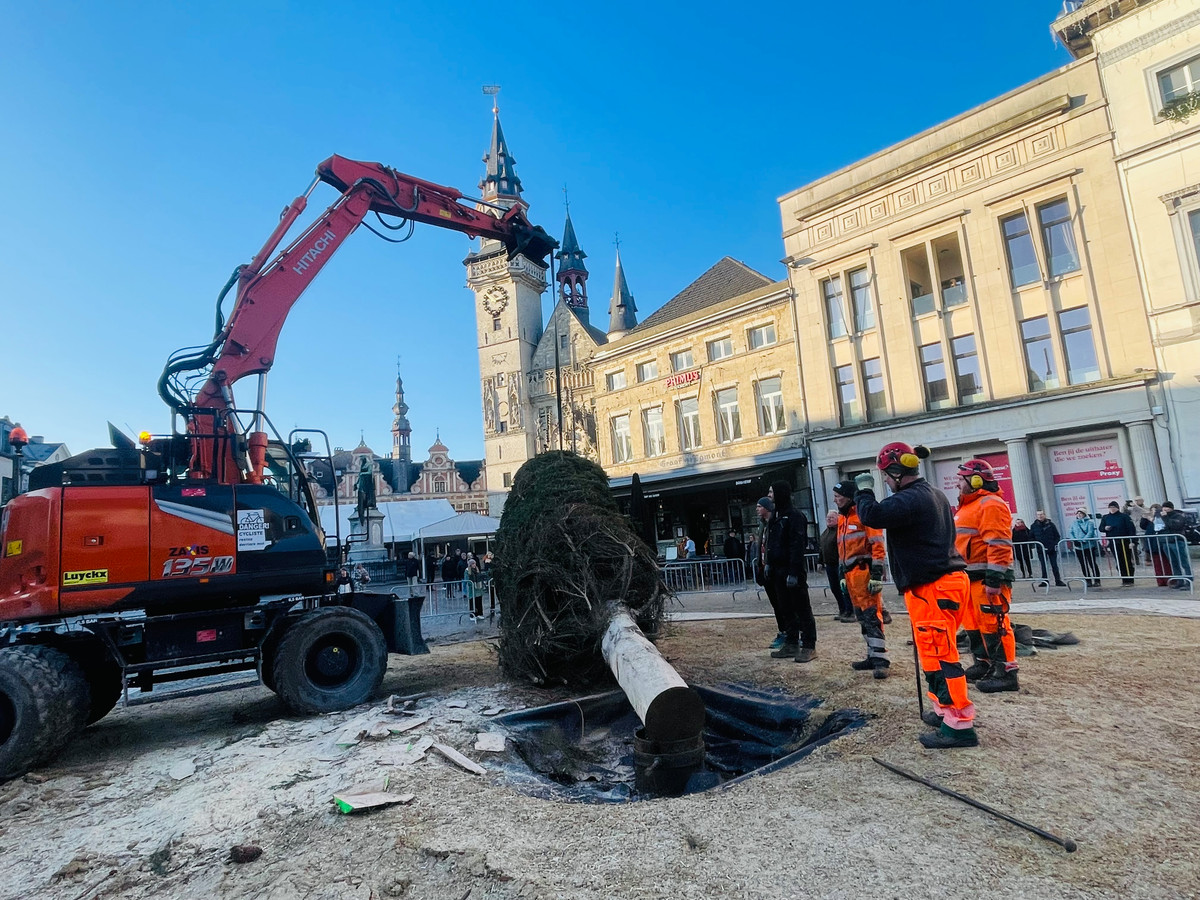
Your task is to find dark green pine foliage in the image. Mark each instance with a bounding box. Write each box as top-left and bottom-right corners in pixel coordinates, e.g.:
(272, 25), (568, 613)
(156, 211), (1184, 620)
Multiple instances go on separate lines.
(494, 451), (668, 686)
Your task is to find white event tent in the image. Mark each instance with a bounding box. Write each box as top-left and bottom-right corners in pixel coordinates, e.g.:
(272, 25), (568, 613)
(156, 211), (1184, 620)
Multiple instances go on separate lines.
(317, 499), (456, 549)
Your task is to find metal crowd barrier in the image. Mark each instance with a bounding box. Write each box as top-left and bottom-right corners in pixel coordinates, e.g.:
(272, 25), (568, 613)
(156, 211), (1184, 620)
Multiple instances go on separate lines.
(355, 576), (498, 619)
(661, 558), (749, 593)
(1053, 534), (1193, 594)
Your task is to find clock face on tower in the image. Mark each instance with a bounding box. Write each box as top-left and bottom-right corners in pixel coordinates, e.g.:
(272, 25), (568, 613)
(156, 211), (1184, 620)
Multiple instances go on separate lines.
(482, 285), (509, 316)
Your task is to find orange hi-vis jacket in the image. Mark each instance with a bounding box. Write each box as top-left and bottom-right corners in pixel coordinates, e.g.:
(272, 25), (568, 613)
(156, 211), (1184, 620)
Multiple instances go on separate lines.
(837, 507), (886, 576)
(954, 489), (1015, 588)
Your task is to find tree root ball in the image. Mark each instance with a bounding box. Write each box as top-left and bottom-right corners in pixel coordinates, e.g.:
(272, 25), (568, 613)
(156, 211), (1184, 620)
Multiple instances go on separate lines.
(494, 452), (668, 686)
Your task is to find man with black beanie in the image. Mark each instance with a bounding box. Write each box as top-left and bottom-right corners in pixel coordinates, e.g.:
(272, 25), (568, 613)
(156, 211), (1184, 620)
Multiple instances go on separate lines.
(766, 481), (818, 663)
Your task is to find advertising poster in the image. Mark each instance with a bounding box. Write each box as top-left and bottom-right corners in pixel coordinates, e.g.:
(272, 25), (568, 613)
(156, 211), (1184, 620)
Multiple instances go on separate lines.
(1049, 439), (1127, 522)
(934, 452), (1014, 514)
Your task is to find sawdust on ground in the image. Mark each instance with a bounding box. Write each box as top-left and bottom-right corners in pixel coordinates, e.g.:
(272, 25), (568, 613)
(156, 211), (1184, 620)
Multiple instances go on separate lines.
(1, 607), (1198, 900)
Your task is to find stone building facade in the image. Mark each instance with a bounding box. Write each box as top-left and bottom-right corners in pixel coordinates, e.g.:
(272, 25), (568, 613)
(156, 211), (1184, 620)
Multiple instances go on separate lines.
(1054, 0), (1200, 503)
(780, 27), (1170, 525)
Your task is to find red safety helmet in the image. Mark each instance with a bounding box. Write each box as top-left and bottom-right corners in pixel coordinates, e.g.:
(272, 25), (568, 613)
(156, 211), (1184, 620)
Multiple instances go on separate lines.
(958, 458), (995, 484)
(876, 441), (922, 474)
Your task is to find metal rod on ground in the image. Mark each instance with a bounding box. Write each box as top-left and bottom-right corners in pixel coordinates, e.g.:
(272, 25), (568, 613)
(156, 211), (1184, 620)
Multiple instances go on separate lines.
(872, 757), (1077, 852)
(911, 622), (924, 720)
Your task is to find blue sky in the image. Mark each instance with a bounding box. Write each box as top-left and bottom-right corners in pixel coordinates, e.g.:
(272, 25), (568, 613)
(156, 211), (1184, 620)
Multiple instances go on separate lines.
(0, 1), (1073, 462)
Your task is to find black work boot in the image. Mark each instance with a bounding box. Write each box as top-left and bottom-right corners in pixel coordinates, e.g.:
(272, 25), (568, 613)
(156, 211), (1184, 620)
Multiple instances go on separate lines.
(770, 642), (799, 659)
(921, 710), (943, 728)
(872, 662), (889, 680)
(963, 630), (989, 681)
(977, 663), (1020, 693)
(919, 724), (979, 749)
(850, 658), (875, 671)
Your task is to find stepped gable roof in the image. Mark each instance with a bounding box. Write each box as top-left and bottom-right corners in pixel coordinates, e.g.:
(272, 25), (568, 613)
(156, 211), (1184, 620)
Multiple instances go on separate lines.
(635, 257), (773, 331)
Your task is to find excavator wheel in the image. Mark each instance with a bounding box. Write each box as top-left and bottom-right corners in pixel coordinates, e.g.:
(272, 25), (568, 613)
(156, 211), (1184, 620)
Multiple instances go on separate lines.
(79, 658), (124, 726)
(257, 617), (295, 694)
(270, 607), (387, 715)
(0, 645), (91, 782)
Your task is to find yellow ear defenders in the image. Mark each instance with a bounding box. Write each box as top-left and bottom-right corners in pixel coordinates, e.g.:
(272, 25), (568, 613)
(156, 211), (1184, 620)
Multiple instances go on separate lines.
(968, 474), (983, 490)
(899, 452), (920, 469)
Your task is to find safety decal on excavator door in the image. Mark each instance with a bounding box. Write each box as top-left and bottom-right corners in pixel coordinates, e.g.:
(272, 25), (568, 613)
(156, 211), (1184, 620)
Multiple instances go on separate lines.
(63, 569), (109, 586)
(4, 540), (20, 557)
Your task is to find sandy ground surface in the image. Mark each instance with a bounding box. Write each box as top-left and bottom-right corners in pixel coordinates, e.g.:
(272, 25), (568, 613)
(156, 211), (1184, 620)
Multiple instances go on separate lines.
(2, 587), (1198, 900)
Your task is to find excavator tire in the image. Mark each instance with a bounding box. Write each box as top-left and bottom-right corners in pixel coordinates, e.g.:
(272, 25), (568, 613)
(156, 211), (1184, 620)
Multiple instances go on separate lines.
(270, 607), (387, 715)
(0, 645), (91, 782)
(79, 658), (123, 726)
(257, 617), (295, 693)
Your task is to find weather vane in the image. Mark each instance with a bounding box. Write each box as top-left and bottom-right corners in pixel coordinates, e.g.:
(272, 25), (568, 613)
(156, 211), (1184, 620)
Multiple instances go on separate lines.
(614, 231), (621, 251)
(482, 84), (500, 114)
(563, 185), (570, 214)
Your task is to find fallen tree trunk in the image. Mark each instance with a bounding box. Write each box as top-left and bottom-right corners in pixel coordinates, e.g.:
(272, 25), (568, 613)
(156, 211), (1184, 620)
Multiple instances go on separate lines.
(601, 610), (705, 743)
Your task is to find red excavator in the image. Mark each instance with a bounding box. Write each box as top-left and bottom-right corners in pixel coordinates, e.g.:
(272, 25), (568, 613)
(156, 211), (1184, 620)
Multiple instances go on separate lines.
(0, 156), (556, 779)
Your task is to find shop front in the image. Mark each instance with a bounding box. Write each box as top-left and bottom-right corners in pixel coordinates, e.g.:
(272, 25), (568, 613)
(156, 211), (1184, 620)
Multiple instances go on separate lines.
(611, 452), (810, 561)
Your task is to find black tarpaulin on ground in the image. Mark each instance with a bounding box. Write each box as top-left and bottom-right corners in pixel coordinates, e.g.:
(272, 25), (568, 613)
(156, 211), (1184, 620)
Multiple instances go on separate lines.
(492, 683), (868, 802)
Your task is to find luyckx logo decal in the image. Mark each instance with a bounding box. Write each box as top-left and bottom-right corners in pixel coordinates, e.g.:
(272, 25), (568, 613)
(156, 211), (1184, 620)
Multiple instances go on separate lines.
(63, 569), (108, 586)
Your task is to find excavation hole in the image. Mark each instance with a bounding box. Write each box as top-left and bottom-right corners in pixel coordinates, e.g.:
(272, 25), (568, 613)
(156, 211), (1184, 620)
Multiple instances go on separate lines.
(494, 683), (867, 802)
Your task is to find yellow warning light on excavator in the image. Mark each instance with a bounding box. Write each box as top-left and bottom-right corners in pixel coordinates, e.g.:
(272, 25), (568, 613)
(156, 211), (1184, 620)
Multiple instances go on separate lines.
(138, 431), (152, 445)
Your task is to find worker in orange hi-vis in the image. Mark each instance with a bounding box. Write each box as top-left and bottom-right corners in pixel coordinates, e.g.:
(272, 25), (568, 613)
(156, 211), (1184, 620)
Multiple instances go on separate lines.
(832, 481), (890, 679)
(954, 459), (1020, 694)
(854, 441), (978, 749)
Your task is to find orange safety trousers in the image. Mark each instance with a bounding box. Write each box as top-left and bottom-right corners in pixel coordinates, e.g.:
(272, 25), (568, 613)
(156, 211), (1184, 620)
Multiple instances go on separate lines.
(845, 565), (882, 613)
(905, 571), (975, 730)
(960, 581), (1016, 669)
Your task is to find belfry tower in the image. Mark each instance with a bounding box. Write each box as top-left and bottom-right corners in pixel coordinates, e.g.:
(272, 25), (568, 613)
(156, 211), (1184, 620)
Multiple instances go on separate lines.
(556, 207), (589, 320)
(390, 363), (412, 475)
(465, 98), (549, 510)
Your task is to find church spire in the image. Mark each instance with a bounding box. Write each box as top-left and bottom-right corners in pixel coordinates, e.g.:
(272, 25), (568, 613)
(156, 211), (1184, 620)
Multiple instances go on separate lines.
(479, 95), (523, 207)
(391, 361), (412, 473)
(607, 244), (638, 339)
(556, 202), (589, 314)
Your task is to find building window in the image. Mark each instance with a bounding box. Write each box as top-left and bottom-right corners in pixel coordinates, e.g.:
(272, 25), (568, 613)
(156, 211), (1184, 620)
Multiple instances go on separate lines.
(714, 387), (741, 443)
(835, 364), (861, 426)
(677, 397), (701, 450)
(848, 267), (875, 331)
(605, 370), (626, 391)
(756, 377), (786, 434)
(434, 479), (446, 493)
(934, 234), (967, 307)
(643, 407), (666, 457)
(748, 323), (777, 349)
(502, 472), (512, 488)
(610, 414), (633, 463)
(920, 342), (950, 410)
(1021, 316), (1060, 392)
(901, 245), (935, 317)
(823, 276), (848, 339)
(1059, 306), (1101, 384)
(1038, 198), (1080, 278)
(559, 333), (569, 351)
(707, 337), (734, 361)
(670, 349), (694, 372)
(862, 357), (887, 420)
(951, 334), (984, 404)
(492, 316), (502, 331)
(1158, 54), (1200, 106)
(636, 359), (658, 382)
(1001, 212), (1041, 288)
